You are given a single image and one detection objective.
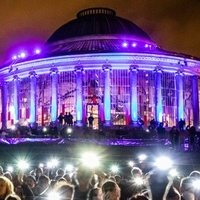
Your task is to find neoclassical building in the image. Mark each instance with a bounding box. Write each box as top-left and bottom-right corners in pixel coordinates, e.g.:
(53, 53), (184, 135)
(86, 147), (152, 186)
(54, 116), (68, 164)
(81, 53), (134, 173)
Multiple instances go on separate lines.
(0, 8), (200, 129)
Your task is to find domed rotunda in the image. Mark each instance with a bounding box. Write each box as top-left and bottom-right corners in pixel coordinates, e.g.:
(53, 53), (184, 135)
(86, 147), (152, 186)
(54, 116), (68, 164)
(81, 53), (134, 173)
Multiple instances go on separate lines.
(1, 8), (200, 129)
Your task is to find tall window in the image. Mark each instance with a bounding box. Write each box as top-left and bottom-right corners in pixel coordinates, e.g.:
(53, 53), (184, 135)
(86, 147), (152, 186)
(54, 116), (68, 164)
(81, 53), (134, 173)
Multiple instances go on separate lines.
(111, 70), (130, 125)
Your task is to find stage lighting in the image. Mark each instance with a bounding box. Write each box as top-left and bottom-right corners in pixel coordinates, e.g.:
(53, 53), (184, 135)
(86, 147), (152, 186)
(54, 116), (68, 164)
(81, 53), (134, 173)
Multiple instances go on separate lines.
(80, 152), (100, 169)
(47, 191), (60, 200)
(110, 165), (119, 173)
(39, 163), (44, 168)
(169, 168), (179, 177)
(47, 158), (59, 169)
(138, 154), (147, 162)
(66, 127), (73, 134)
(192, 179), (200, 190)
(7, 165), (14, 173)
(43, 127), (47, 132)
(154, 156), (173, 170)
(128, 161), (134, 167)
(17, 159), (30, 171)
(11, 125), (16, 131)
(133, 177), (144, 186)
(65, 164), (74, 172)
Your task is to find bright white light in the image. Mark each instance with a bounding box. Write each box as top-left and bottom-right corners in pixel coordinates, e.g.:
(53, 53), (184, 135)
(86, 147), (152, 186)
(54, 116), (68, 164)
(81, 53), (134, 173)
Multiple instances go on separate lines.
(12, 55), (17, 60)
(154, 156), (173, 170)
(47, 158), (59, 169)
(65, 164), (74, 172)
(39, 163), (44, 168)
(132, 43), (137, 47)
(122, 42), (128, 48)
(47, 191), (60, 200)
(169, 168), (179, 177)
(146, 129), (149, 132)
(11, 125), (16, 131)
(110, 165), (119, 173)
(128, 161), (134, 167)
(35, 49), (41, 54)
(144, 44), (149, 48)
(43, 127), (47, 132)
(20, 52), (26, 58)
(138, 154), (147, 162)
(81, 152), (100, 169)
(66, 127), (72, 134)
(133, 177), (144, 186)
(23, 120), (29, 126)
(192, 179), (200, 190)
(7, 165), (14, 173)
(17, 159), (30, 171)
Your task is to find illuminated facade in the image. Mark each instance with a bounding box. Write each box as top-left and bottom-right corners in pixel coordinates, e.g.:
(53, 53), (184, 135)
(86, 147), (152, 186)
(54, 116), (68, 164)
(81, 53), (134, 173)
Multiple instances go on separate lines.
(0, 8), (200, 129)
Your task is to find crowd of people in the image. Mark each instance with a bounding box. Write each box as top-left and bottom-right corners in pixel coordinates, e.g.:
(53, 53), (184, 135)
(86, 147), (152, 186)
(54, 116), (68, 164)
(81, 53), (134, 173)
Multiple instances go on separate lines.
(0, 156), (200, 200)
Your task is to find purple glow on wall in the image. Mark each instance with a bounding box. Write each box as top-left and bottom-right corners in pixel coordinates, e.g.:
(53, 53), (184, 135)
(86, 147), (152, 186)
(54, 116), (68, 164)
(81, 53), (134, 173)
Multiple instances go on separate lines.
(144, 44), (149, 48)
(122, 42), (128, 48)
(19, 52), (26, 58)
(12, 55), (17, 60)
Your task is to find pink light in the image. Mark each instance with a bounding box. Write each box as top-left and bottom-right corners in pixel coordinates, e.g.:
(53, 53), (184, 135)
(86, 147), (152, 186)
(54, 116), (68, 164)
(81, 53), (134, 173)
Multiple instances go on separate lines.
(132, 43), (137, 47)
(35, 48), (41, 54)
(144, 44), (149, 48)
(12, 55), (17, 60)
(122, 42), (128, 48)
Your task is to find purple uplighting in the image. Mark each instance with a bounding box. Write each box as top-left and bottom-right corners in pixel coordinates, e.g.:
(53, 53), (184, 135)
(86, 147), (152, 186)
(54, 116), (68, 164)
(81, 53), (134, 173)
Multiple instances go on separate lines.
(122, 42), (128, 48)
(144, 44), (149, 48)
(19, 52), (26, 58)
(132, 42), (137, 47)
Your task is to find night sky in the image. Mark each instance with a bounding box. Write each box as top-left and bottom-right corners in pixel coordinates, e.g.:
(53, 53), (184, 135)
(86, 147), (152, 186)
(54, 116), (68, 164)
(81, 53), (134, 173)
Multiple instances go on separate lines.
(0, 0), (200, 64)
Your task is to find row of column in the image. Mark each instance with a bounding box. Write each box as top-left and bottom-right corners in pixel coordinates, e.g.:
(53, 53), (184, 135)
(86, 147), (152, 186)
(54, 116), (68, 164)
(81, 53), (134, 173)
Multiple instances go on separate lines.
(1, 66), (199, 128)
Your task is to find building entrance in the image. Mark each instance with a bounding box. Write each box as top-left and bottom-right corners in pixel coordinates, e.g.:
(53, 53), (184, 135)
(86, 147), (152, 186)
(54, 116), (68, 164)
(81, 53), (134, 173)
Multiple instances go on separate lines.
(86, 104), (99, 129)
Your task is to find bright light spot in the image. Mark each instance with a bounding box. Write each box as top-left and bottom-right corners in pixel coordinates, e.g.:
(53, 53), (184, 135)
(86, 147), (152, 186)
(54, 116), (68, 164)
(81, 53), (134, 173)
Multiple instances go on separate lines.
(66, 127), (72, 134)
(132, 43), (137, 47)
(47, 191), (60, 200)
(35, 49), (41, 54)
(192, 179), (200, 190)
(81, 152), (100, 169)
(12, 55), (17, 60)
(20, 52), (26, 58)
(169, 168), (179, 177)
(43, 127), (47, 132)
(146, 129), (149, 132)
(47, 158), (59, 169)
(138, 154), (147, 162)
(154, 156), (173, 170)
(122, 42), (128, 48)
(17, 159), (30, 171)
(110, 165), (119, 173)
(7, 165), (14, 173)
(128, 161), (134, 167)
(11, 125), (16, 131)
(144, 44), (149, 48)
(23, 120), (29, 126)
(65, 164), (74, 172)
(133, 177), (144, 186)
(39, 163), (44, 168)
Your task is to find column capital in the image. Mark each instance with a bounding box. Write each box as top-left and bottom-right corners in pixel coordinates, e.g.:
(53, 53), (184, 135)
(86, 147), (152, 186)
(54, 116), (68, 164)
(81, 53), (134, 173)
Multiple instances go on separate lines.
(13, 75), (20, 80)
(175, 70), (184, 76)
(74, 65), (84, 72)
(102, 64), (112, 71)
(50, 68), (58, 75)
(129, 65), (139, 72)
(154, 66), (163, 73)
(29, 71), (37, 78)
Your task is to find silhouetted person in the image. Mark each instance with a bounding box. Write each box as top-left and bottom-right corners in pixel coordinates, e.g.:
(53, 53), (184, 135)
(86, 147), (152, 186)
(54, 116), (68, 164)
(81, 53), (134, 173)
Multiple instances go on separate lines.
(68, 112), (73, 126)
(64, 112), (69, 125)
(188, 126), (196, 151)
(169, 126), (180, 150)
(88, 114), (94, 128)
(178, 118), (185, 132)
(57, 113), (64, 126)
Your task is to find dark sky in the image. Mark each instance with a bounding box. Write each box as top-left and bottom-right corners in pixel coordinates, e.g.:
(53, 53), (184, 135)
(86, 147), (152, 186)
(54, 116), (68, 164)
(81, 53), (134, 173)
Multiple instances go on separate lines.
(1, 0), (200, 63)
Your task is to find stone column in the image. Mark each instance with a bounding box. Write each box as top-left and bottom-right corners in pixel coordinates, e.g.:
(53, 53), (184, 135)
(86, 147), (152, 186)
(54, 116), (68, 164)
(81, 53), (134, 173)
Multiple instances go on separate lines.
(103, 65), (111, 126)
(75, 66), (83, 126)
(155, 68), (163, 122)
(129, 65), (138, 124)
(13, 75), (20, 124)
(175, 71), (184, 121)
(29, 71), (37, 126)
(192, 75), (199, 127)
(50, 68), (58, 123)
(1, 81), (8, 129)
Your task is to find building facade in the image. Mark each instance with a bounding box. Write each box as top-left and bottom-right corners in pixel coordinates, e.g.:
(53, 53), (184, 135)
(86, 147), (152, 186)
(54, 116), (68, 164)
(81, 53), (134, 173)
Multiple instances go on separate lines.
(0, 8), (200, 129)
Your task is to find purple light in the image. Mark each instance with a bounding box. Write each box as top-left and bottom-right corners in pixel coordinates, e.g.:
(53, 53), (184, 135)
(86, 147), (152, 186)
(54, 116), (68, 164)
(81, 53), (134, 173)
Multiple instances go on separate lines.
(122, 42), (128, 48)
(144, 44), (149, 48)
(12, 55), (17, 60)
(132, 43), (137, 47)
(35, 48), (41, 55)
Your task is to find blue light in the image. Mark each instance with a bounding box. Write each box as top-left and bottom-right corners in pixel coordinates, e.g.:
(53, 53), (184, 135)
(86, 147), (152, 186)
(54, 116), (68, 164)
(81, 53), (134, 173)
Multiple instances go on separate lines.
(51, 71), (58, 122)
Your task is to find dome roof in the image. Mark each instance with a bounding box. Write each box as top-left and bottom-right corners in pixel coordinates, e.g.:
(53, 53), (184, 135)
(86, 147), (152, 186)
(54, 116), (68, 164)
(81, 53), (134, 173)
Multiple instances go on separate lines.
(47, 8), (152, 44)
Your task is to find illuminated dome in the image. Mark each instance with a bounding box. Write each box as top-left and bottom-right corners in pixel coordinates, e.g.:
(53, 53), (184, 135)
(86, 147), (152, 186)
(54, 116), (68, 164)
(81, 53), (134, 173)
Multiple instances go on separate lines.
(47, 8), (151, 43)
